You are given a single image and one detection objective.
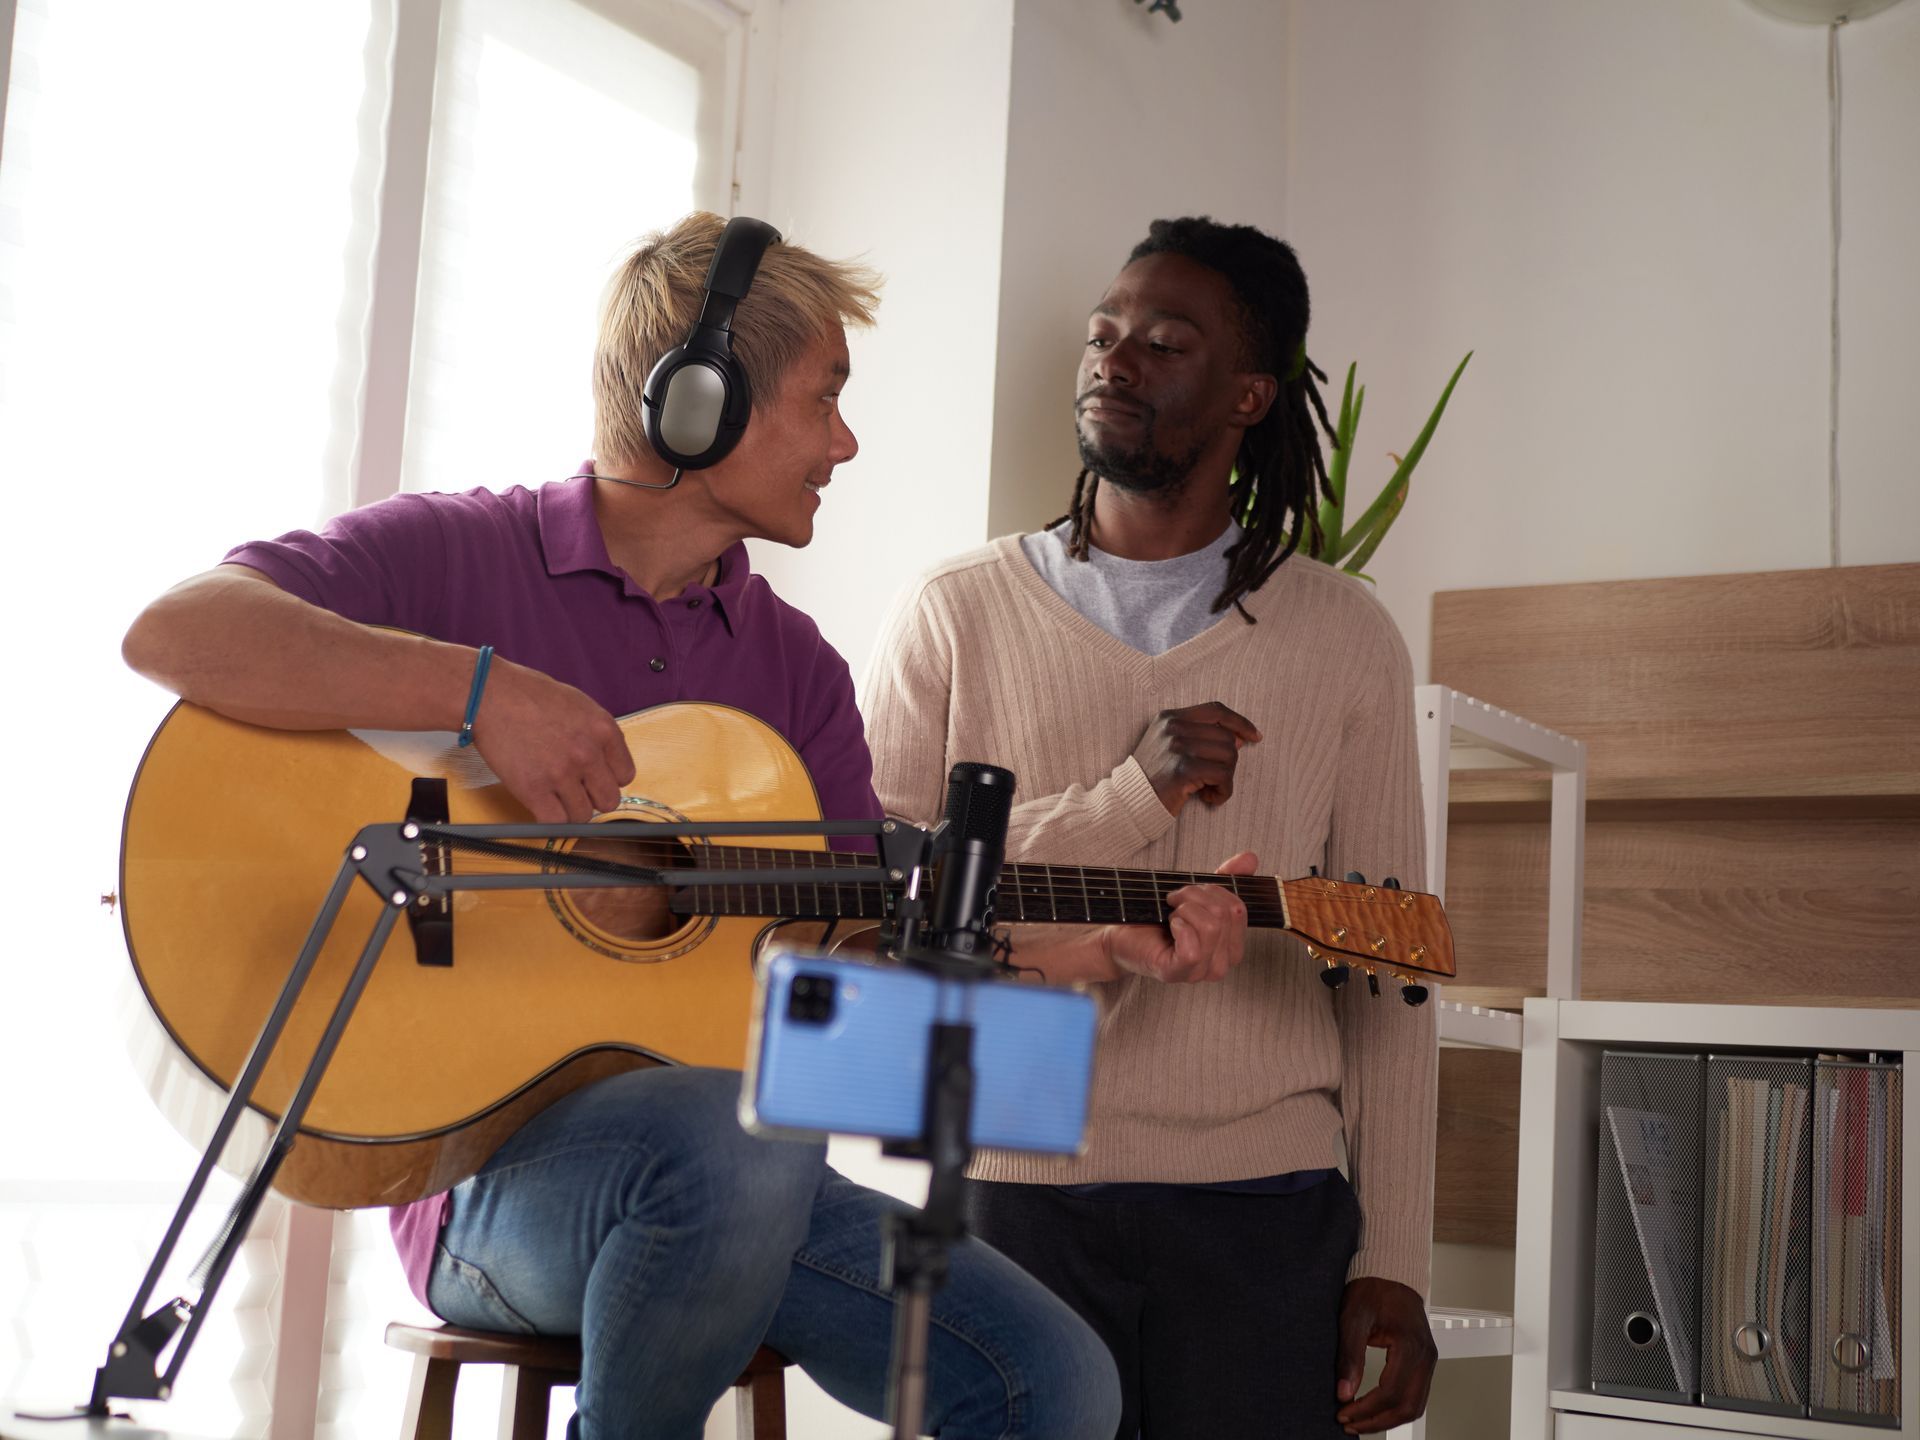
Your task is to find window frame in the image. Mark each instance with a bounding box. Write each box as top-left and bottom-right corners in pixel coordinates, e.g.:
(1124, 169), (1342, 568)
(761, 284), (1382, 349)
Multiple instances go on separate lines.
(348, 0), (772, 509)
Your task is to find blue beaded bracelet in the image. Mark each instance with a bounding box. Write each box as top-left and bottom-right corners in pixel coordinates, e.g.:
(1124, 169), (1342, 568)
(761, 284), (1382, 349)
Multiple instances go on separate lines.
(457, 645), (495, 748)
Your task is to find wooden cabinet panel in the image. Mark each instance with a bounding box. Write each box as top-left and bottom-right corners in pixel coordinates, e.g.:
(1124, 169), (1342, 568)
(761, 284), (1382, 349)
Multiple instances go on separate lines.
(1432, 563), (1920, 802)
(1434, 1047), (1521, 1246)
(1441, 812), (1920, 1011)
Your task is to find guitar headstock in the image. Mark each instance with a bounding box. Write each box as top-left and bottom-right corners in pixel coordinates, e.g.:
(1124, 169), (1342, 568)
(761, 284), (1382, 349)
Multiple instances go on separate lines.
(1280, 873), (1455, 1003)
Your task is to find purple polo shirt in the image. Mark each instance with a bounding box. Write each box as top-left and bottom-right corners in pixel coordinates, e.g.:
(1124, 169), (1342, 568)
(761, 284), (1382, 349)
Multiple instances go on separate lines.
(224, 472), (883, 1307)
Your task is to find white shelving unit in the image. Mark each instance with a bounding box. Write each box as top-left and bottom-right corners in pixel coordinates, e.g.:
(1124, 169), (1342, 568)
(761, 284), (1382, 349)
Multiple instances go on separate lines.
(1513, 1001), (1919, 1440)
(1384, 689), (1586, 1438)
(1415, 685), (1587, 1004)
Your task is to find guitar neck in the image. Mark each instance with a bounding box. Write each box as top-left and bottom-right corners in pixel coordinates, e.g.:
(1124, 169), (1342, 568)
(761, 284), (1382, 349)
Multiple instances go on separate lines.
(668, 844), (1451, 979)
(670, 845), (1282, 930)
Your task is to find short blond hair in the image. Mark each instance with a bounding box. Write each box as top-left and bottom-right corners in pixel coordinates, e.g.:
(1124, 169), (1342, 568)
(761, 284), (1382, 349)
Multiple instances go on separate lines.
(594, 212), (882, 468)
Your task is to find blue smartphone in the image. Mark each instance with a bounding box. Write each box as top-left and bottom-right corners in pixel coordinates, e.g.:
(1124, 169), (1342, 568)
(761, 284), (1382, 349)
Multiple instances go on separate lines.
(740, 950), (1098, 1155)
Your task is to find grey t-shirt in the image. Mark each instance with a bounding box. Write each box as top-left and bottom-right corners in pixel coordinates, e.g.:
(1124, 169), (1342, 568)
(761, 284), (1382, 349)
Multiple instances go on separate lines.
(1019, 522), (1237, 655)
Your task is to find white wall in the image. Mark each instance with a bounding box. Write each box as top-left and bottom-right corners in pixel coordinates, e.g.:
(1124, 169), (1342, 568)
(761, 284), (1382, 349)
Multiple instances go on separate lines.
(749, 0), (1016, 685)
(740, 4), (1016, 1434)
(1838, 4), (1920, 567)
(754, 0), (1298, 667)
(1286, 6), (1920, 1437)
(750, 2), (1919, 1437)
(987, 0), (1292, 540)
(1285, 0), (1920, 684)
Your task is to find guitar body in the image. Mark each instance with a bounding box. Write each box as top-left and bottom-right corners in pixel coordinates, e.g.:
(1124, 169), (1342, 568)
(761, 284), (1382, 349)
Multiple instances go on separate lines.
(121, 701), (829, 1210)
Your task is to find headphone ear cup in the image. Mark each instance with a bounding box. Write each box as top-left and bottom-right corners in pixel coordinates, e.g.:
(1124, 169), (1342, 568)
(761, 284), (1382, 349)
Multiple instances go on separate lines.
(643, 348), (751, 469)
(638, 216), (776, 470)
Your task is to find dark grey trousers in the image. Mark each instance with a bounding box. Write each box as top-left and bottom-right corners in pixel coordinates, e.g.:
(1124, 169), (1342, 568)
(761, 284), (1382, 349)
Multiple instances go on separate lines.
(963, 1173), (1362, 1440)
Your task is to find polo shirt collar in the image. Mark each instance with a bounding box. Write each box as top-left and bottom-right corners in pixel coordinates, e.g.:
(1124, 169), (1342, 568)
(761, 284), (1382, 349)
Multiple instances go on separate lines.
(537, 466), (749, 635)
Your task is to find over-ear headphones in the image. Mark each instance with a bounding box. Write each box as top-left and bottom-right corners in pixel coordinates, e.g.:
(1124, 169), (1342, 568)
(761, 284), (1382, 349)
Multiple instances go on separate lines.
(640, 215), (781, 473)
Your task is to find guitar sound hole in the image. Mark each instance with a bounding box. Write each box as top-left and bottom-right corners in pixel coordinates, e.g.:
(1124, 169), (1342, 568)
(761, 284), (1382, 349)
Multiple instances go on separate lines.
(564, 831), (687, 944)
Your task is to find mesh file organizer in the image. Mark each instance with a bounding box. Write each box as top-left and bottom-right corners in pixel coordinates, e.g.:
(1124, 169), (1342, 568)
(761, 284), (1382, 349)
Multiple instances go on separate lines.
(1812, 1059), (1902, 1428)
(1701, 1054), (1815, 1420)
(1591, 1050), (1706, 1403)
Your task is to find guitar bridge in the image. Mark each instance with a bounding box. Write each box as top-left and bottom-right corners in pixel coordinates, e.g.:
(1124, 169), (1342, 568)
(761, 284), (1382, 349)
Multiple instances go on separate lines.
(406, 779), (454, 967)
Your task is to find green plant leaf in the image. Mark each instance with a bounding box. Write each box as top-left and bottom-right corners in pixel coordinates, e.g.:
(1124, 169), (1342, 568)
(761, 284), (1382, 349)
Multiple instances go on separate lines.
(1328, 363), (1357, 506)
(1326, 467), (1400, 563)
(1335, 458), (1407, 560)
(1318, 365), (1360, 557)
(1329, 351), (1470, 569)
(1377, 350), (1472, 499)
(1341, 475), (1408, 574)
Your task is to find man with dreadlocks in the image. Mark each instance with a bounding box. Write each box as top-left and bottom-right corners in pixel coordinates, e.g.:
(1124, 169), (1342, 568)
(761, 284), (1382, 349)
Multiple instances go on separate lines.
(861, 216), (1438, 1438)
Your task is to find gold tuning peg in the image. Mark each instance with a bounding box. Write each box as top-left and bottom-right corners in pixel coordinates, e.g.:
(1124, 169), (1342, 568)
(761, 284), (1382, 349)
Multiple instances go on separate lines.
(1390, 971), (1431, 1008)
(1364, 965), (1381, 998)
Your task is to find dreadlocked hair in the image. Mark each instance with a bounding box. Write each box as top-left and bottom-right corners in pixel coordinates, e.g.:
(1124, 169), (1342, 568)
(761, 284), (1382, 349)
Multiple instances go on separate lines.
(1050, 217), (1339, 621)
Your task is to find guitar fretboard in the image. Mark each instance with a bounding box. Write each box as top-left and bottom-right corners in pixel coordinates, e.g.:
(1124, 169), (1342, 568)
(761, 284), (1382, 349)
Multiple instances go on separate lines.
(667, 843), (1289, 929)
(1001, 862), (1285, 928)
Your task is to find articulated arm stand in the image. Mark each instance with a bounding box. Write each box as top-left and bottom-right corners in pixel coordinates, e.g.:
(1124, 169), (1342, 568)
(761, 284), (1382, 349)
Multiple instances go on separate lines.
(73, 815), (898, 1420)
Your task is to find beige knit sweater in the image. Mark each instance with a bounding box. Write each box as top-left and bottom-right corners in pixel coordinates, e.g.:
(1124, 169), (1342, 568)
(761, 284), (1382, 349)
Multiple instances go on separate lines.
(859, 535), (1438, 1294)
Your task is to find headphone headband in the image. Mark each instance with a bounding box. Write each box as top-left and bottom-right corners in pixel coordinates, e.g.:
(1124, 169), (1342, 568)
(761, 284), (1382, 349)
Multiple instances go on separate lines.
(640, 215), (783, 473)
(704, 217), (780, 304)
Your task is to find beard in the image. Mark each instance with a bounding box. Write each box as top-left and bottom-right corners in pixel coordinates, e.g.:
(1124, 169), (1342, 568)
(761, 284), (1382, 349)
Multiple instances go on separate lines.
(1082, 422), (1198, 503)
(1075, 415), (1205, 497)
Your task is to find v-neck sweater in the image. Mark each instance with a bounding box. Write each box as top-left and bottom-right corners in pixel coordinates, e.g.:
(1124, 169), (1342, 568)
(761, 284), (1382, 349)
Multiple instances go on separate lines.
(860, 534), (1438, 1294)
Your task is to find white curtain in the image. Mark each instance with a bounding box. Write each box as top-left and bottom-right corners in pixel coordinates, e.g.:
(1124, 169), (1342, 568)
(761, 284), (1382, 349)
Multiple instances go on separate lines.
(0, 0), (739, 1434)
(0, 2), (378, 1433)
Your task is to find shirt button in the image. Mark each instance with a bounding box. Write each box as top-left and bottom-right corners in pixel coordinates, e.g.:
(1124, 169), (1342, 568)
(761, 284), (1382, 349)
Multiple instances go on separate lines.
(649, 657), (666, 672)
(687, 597), (703, 609)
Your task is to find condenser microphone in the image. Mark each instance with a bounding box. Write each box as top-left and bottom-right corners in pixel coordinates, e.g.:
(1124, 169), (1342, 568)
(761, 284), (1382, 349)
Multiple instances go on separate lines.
(926, 762), (1015, 959)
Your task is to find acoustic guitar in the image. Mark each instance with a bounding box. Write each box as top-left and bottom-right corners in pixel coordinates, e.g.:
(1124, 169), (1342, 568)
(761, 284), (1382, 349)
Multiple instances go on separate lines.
(119, 701), (1454, 1210)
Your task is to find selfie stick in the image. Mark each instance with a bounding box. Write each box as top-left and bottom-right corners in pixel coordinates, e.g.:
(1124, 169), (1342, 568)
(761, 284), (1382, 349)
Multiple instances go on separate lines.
(878, 763), (1015, 1440)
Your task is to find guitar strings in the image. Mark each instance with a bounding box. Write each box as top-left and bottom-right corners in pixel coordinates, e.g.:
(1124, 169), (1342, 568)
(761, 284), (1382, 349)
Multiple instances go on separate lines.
(406, 834), (1438, 971)
(417, 840), (1373, 913)
(418, 826), (1419, 903)
(410, 831), (1429, 941)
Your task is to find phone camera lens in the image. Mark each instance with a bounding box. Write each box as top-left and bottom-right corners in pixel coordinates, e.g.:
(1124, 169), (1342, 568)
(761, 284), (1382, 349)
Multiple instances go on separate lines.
(788, 973), (837, 1024)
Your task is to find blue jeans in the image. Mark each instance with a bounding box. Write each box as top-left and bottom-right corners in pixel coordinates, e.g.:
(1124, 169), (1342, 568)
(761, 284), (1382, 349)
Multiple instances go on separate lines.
(427, 1067), (1120, 1440)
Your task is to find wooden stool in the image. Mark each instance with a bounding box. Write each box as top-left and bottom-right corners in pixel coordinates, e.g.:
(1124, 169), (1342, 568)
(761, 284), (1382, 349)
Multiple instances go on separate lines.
(384, 1322), (789, 1440)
